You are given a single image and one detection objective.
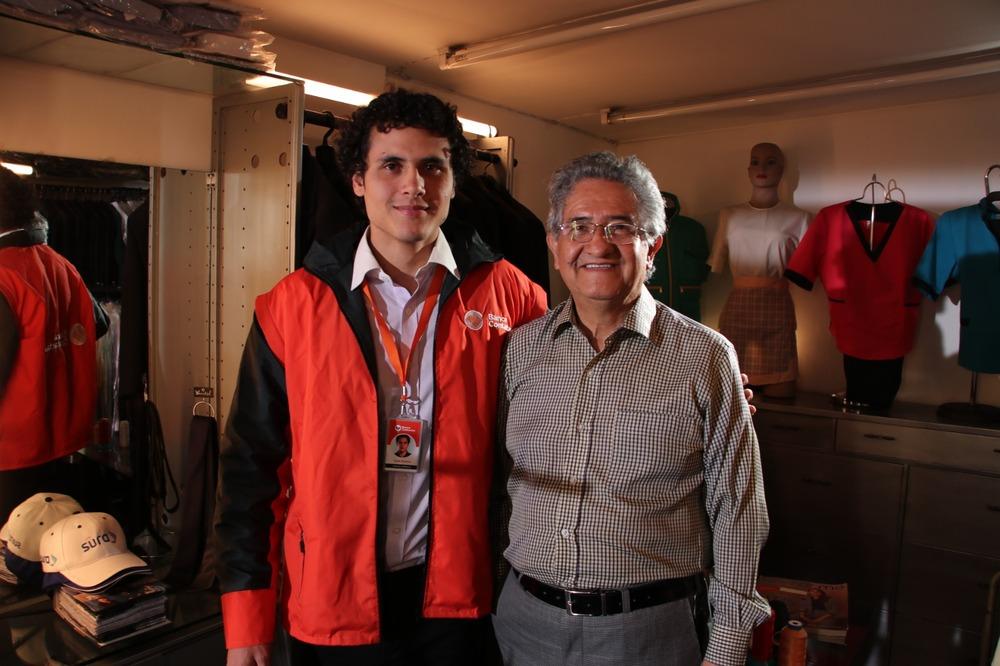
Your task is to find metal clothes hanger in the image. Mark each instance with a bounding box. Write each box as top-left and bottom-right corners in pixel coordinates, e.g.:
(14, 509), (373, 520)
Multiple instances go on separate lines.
(884, 178), (906, 203)
(856, 173), (887, 250)
(322, 111), (336, 147)
(984, 164), (1000, 207)
(192, 400), (216, 418)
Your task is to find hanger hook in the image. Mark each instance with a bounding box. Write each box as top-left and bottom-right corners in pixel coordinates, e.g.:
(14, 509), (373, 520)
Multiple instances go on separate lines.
(323, 111), (336, 146)
(193, 400), (216, 418)
(984, 164), (1000, 196)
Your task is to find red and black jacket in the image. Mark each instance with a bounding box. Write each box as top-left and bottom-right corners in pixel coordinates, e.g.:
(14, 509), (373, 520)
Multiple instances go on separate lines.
(214, 223), (547, 648)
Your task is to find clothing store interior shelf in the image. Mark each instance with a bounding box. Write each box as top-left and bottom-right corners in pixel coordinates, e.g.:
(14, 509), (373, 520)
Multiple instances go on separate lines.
(0, 589), (223, 664)
(753, 392), (1000, 666)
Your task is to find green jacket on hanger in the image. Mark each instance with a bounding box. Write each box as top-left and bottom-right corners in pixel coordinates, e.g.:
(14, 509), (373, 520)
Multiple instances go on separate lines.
(649, 191), (710, 321)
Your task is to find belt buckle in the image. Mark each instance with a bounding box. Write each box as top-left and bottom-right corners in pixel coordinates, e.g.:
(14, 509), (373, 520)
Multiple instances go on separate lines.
(565, 589), (604, 616)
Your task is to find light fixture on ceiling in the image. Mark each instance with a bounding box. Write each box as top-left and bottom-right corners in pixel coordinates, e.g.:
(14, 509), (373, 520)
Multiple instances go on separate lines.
(245, 73), (498, 137)
(1, 161), (33, 176)
(439, 0), (762, 70)
(602, 47), (1000, 124)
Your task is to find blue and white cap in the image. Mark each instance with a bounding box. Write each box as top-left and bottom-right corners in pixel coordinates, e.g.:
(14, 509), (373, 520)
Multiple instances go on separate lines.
(1, 493), (83, 587)
(40, 512), (149, 591)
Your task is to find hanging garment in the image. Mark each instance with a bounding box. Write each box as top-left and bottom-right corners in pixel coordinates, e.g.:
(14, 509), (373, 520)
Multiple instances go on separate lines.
(0, 228), (99, 470)
(453, 175), (550, 297)
(165, 412), (219, 589)
(648, 192), (709, 320)
(710, 201), (809, 384)
(913, 198), (1000, 373)
(296, 146), (358, 266)
(785, 200), (935, 360)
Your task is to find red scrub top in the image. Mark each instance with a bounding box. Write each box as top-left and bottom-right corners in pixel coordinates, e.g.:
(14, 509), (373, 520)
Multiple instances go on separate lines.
(785, 200), (934, 360)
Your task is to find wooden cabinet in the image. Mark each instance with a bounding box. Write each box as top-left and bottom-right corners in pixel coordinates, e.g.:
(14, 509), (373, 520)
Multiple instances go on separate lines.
(755, 394), (1000, 666)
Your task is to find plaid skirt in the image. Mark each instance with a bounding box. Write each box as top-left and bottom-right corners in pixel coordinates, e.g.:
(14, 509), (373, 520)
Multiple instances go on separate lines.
(718, 281), (797, 385)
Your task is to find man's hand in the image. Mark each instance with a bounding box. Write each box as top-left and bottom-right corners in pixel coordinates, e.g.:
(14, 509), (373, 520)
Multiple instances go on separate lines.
(740, 373), (756, 416)
(227, 644), (271, 666)
(701, 661), (718, 666)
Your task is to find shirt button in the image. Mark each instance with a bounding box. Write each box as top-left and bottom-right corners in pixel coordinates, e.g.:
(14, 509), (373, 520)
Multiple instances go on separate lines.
(560, 528), (571, 539)
(392, 528), (401, 535)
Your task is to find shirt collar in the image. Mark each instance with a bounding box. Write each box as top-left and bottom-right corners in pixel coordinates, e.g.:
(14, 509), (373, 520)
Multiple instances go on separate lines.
(350, 226), (459, 290)
(553, 286), (657, 340)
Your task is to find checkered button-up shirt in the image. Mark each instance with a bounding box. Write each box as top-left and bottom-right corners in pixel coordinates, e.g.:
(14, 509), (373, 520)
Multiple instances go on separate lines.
(497, 287), (770, 666)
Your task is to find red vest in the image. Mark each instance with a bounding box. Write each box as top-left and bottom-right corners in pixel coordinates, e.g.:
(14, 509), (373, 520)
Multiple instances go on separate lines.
(220, 259), (547, 648)
(0, 243), (97, 470)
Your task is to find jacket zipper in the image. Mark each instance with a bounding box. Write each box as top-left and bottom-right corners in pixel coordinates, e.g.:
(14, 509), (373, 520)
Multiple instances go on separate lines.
(420, 279), (459, 615)
(298, 526), (305, 600)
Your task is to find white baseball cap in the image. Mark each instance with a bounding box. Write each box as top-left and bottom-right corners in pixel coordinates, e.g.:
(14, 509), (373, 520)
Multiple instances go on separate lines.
(2, 493), (84, 563)
(40, 512), (149, 592)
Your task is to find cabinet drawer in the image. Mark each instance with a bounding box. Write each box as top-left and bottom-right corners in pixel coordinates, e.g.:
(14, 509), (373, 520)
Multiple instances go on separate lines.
(905, 467), (1000, 557)
(896, 544), (1000, 632)
(837, 419), (1000, 474)
(762, 447), (903, 537)
(890, 614), (981, 666)
(754, 411), (835, 450)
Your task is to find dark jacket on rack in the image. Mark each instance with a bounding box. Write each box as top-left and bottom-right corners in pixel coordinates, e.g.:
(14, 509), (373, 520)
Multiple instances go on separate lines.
(214, 223), (547, 649)
(649, 192), (710, 321)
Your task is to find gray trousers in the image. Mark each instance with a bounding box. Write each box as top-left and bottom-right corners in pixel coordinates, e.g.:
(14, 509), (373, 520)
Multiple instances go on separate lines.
(492, 571), (702, 666)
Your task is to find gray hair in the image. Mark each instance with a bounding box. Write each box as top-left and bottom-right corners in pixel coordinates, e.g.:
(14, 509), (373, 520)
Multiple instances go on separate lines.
(546, 152), (666, 240)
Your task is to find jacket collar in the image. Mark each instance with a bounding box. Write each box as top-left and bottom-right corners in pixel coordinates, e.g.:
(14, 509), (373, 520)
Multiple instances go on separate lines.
(0, 226), (46, 250)
(303, 218), (501, 290)
(300, 218), (501, 385)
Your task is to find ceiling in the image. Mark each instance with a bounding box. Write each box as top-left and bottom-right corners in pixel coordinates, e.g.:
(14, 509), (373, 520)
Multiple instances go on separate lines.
(250, 0), (1000, 143)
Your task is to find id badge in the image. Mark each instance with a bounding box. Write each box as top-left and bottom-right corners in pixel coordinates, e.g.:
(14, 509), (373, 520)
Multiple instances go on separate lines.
(385, 417), (424, 473)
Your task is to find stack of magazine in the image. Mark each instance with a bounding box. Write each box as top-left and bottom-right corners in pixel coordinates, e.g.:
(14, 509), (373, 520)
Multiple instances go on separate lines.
(52, 575), (169, 646)
(0, 551), (16, 585)
(758, 576), (849, 645)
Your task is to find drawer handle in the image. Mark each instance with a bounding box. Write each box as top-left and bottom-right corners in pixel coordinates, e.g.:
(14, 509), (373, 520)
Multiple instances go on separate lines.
(802, 477), (833, 487)
(862, 433), (896, 441)
(988, 505), (1000, 513)
(994, 449), (1000, 454)
(771, 425), (801, 432)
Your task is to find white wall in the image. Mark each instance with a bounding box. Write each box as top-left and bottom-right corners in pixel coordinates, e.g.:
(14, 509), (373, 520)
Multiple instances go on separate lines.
(628, 91), (1000, 407)
(0, 56), (213, 171)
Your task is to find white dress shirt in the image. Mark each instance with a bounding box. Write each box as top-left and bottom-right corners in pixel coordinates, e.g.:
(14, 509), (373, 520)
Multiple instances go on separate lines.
(350, 228), (459, 571)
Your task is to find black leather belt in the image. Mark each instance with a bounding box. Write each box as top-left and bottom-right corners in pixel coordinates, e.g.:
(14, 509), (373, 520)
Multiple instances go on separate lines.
(515, 570), (701, 616)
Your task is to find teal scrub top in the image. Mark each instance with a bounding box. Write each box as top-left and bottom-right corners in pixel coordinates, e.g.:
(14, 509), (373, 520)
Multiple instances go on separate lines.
(914, 198), (1000, 373)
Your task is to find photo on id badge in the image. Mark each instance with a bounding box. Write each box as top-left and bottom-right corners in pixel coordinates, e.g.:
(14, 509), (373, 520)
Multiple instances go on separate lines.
(386, 418), (422, 472)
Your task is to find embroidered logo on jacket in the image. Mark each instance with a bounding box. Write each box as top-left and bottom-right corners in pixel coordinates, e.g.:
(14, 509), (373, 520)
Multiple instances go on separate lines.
(464, 310), (484, 330)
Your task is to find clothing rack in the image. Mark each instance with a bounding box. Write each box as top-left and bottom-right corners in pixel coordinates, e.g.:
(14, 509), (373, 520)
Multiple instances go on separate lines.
(274, 102), (501, 165)
(33, 182), (148, 203)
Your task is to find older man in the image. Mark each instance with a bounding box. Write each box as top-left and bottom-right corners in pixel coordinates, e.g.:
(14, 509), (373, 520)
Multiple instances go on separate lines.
(492, 152), (770, 666)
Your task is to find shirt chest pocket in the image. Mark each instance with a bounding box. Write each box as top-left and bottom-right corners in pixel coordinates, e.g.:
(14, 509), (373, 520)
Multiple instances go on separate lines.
(608, 410), (704, 500)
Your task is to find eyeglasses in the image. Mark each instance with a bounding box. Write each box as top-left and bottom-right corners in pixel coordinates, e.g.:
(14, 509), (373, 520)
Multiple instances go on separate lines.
(557, 221), (646, 245)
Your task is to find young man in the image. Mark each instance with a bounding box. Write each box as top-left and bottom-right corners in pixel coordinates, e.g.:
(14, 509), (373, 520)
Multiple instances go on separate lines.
(214, 89), (547, 666)
(493, 152), (769, 666)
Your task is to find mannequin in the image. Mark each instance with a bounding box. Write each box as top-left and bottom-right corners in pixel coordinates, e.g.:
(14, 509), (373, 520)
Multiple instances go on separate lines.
(709, 143), (810, 398)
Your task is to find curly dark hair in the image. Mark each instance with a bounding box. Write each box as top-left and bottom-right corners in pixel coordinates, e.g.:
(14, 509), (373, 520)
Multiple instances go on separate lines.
(0, 166), (36, 231)
(335, 88), (472, 184)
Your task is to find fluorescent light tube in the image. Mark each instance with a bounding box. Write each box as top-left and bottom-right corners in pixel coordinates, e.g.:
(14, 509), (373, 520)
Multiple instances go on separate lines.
(440, 0), (762, 69)
(1, 162), (33, 176)
(245, 72), (499, 137)
(603, 48), (1000, 124)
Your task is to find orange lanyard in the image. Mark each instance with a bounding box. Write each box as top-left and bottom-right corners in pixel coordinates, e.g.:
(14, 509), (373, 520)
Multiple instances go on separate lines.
(361, 266), (446, 402)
